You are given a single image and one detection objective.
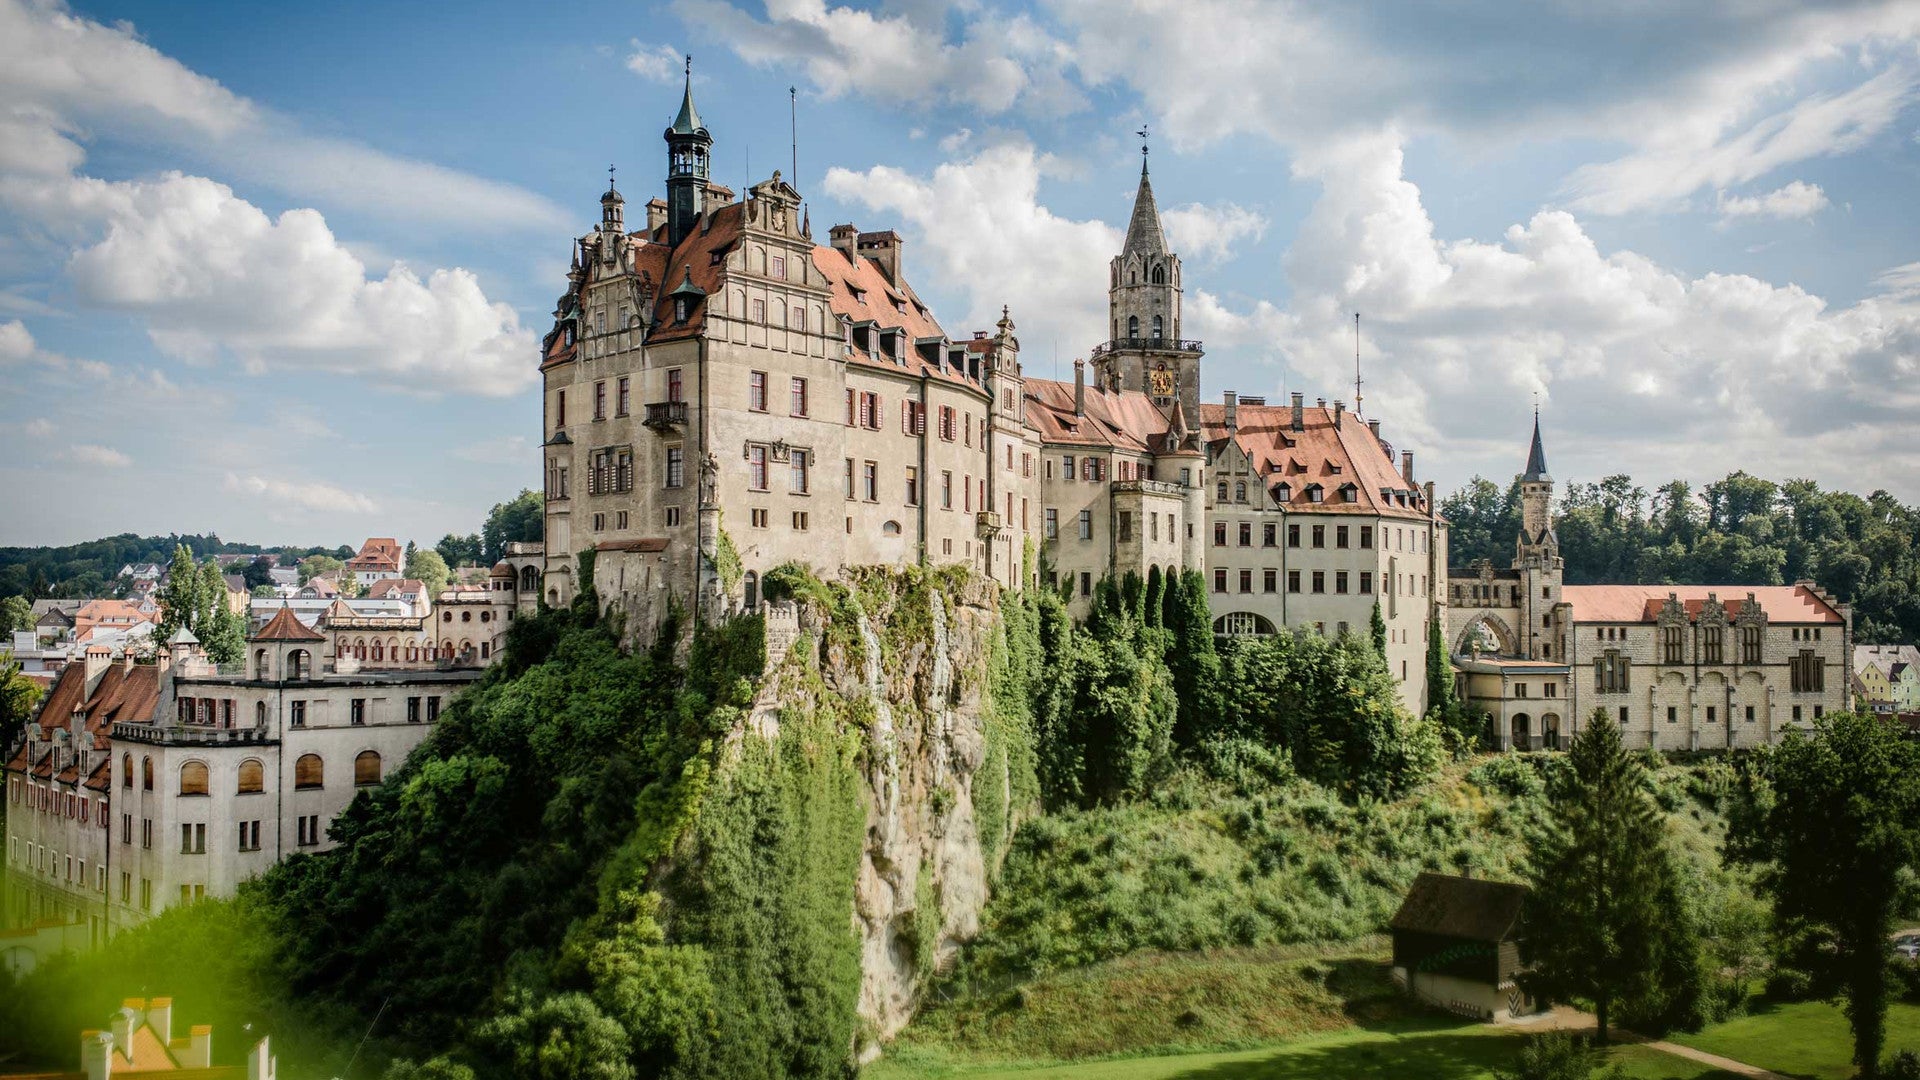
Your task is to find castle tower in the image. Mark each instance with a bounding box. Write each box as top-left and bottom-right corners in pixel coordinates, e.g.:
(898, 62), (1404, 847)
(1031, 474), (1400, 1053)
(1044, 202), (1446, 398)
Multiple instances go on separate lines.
(1095, 149), (1201, 420)
(1514, 410), (1563, 660)
(664, 59), (711, 247)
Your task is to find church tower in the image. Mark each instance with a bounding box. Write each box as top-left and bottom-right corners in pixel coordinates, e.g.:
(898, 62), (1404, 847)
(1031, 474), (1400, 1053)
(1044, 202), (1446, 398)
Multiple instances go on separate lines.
(664, 60), (711, 247)
(1094, 146), (1201, 421)
(1515, 410), (1564, 659)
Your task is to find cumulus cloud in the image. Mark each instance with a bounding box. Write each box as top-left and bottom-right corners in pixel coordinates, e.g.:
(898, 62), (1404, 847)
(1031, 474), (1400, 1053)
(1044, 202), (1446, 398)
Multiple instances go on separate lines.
(23, 418), (53, 437)
(0, 318), (30, 361)
(1715, 181), (1831, 223)
(627, 40), (685, 83)
(1162, 202), (1269, 264)
(823, 141), (1118, 357)
(70, 443), (130, 467)
(674, 0), (1085, 115)
(0, 0), (562, 229)
(224, 473), (378, 515)
(38, 172), (536, 395)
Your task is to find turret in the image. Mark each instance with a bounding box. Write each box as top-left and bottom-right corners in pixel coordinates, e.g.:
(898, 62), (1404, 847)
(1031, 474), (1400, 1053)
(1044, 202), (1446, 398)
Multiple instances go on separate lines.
(1097, 139), (1200, 420)
(1519, 409), (1553, 546)
(663, 58), (712, 248)
(600, 170), (624, 234)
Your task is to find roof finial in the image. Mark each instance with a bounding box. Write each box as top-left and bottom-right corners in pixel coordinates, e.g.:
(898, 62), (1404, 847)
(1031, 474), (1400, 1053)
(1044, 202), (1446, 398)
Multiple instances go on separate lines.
(1353, 312), (1364, 419)
(608, 163), (617, 192)
(685, 53), (692, 78)
(1137, 124), (1150, 175)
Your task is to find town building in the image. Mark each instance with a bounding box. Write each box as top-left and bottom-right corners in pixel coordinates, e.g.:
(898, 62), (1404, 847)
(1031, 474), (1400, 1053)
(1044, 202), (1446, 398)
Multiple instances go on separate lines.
(4, 611), (480, 966)
(1854, 644), (1920, 713)
(344, 537), (403, 587)
(0, 996), (273, 1080)
(1447, 416), (1852, 750)
(533, 72), (1448, 709)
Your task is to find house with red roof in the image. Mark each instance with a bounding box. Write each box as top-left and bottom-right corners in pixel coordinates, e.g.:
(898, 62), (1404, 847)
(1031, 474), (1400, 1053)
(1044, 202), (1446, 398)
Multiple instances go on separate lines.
(344, 537), (402, 587)
(0, 996), (273, 1080)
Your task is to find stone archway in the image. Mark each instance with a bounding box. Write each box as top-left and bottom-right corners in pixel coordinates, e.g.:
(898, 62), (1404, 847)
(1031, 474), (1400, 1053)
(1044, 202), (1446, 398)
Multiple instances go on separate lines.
(1541, 713), (1562, 751)
(1510, 713), (1532, 751)
(1455, 612), (1520, 657)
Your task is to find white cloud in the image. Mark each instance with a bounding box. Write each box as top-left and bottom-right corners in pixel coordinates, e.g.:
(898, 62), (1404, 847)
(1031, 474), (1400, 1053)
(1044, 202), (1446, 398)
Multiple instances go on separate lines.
(23, 418), (53, 437)
(823, 141), (1118, 358)
(1161, 202), (1269, 264)
(673, 0), (1085, 116)
(0, 0), (562, 230)
(0, 318), (31, 360)
(1715, 181), (1831, 222)
(70, 443), (130, 467)
(224, 472), (378, 515)
(626, 40), (685, 83)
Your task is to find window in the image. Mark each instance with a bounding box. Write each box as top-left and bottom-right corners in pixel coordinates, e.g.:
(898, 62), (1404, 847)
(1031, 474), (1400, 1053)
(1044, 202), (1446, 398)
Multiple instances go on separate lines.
(1662, 625), (1683, 664)
(745, 445), (769, 491)
(1078, 509), (1093, 540)
(666, 447), (685, 488)
(142, 756), (153, 790)
(750, 508), (769, 528)
(751, 298), (766, 322)
(294, 754), (324, 790)
(1359, 526), (1373, 549)
(1336, 526), (1349, 549)
(1312, 571), (1325, 594)
(790, 377), (808, 416)
(238, 820), (261, 852)
(771, 254), (786, 278)
(1667, 706), (1677, 724)
(1239, 522), (1252, 547)
(355, 751), (382, 786)
(1745, 705), (1756, 723)
(556, 389), (566, 427)
(1079, 572), (1093, 597)
(1790, 650), (1825, 693)
(179, 823), (205, 854)
(1044, 508), (1058, 539)
(122, 753), (131, 788)
(1214, 522), (1227, 547)
(863, 461), (879, 502)
(1594, 650), (1630, 693)
(1238, 569), (1252, 593)
(1263, 523), (1277, 547)
(1262, 569), (1277, 593)
(594, 381), (606, 420)
(1119, 511), (1134, 542)
(140, 878), (152, 911)
(1359, 571), (1373, 594)
(1702, 625), (1723, 664)
(1740, 625), (1761, 664)
(1235, 481), (1247, 503)
(297, 815), (320, 847)
(428, 696), (441, 722)
(667, 368), (684, 402)
(142, 819), (152, 849)
(1312, 525), (1325, 548)
(350, 698), (366, 726)
(1217, 480), (1229, 502)
(177, 761), (208, 796)
(749, 370), (768, 411)
(1063, 455), (1076, 481)
(903, 401), (925, 435)
(1213, 568), (1228, 593)
(939, 405), (956, 440)
(792, 511), (809, 530)
(859, 391), (880, 429)
(1336, 571), (1349, 594)
(905, 466), (920, 506)
(1288, 570), (1301, 593)
(790, 450), (810, 493)
(1288, 523), (1300, 548)
(616, 376), (630, 416)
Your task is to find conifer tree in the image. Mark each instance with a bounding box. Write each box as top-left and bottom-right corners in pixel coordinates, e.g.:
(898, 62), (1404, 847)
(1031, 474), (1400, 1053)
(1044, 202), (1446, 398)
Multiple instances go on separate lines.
(154, 544), (201, 641)
(1738, 712), (1920, 1075)
(1425, 616), (1453, 713)
(1521, 709), (1692, 1043)
(1161, 569), (1221, 745)
(197, 560), (227, 633)
(1369, 600), (1387, 656)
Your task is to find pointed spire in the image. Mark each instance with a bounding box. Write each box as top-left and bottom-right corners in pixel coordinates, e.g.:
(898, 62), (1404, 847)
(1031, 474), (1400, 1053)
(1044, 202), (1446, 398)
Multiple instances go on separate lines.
(670, 56), (704, 135)
(1123, 161), (1167, 256)
(1523, 406), (1550, 482)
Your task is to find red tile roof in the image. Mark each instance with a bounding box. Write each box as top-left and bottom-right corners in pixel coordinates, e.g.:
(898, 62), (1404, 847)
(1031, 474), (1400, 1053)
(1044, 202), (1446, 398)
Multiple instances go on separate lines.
(1023, 379), (1172, 453)
(1561, 584), (1843, 625)
(253, 605), (326, 643)
(4, 661), (162, 774)
(1200, 403), (1432, 521)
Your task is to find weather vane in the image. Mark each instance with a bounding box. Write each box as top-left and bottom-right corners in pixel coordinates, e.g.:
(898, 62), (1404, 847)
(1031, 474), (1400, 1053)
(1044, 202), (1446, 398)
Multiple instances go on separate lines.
(1137, 124), (1150, 161)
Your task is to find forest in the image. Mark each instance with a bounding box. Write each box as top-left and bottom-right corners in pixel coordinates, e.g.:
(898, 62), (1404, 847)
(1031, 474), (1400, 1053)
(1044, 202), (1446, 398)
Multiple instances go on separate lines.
(1443, 470), (1920, 642)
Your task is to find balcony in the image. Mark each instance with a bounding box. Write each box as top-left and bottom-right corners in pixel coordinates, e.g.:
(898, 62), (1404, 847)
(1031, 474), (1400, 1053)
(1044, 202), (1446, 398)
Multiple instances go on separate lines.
(975, 511), (1002, 537)
(1111, 478), (1187, 497)
(111, 722), (274, 747)
(1090, 337), (1203, 358)
(644, 401), (688, 429)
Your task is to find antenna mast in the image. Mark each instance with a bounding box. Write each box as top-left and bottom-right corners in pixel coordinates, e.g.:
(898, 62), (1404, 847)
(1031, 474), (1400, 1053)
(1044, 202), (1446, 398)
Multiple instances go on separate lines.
(1353, 312), (1364, 418)
(790, 87), (798, 192)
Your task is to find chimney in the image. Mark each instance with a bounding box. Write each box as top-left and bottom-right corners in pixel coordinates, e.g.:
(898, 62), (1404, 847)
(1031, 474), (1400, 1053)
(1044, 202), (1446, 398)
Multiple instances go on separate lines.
(1334, 400), (1344, 428)
(1402, 451), (1415, 484)
(645, 198), (668, 233)
(1224, 390), (1238, 432)
(1290, 392), (1305, 432)
(84, 646), (112, 695)
(857, 230), (904, 285)
(146, 998), (172, 1046)
(246, 1037), (275, 1080)
(829, 223), (859, 264)
(1073, 359), (1086, 416)
(1367, 419), (1381, 440)
(181, 1026), (213, 1069)
(1316, 397), (1326, 410)
(112, 1003), (139, 1051)
(81, 1030), (113, 1080)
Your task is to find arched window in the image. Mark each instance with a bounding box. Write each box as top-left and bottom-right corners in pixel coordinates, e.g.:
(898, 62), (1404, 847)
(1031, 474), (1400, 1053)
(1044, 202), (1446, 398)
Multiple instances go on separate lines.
(387, 638), (399, 659)
(354, 751), (382, 787)
(773, 300), (786, 328)
(237, 759), (264, 794)
(1152, 265), (1166, 285)
(371, 641), (384, 661)
(1127, 315), (1139, 338)
(1234, 481), (1246, 502)
(743, 571), (759, 611)
(1213, 612), (1277, 636)
(521, 566), (538, 593)
(1511, 714), (1532, 751)
(142, 756), (153, 791)
(179, 761), (209, 796)
(255, 701), (266, 727)
(1152, 314), (1163, 339)
(480, 611), (491, 623)
(122, 753), (132, 789)
(443, 611), (454, 622)
(294, 754), (324, 790)
(882, 520), (902, 536)
(289, 649), (310, 679)
(254, 648), (269, 680)
(461, 611), (472, 622)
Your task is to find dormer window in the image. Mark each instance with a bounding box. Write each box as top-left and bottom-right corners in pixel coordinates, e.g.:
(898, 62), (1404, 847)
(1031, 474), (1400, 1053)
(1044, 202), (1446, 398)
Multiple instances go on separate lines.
(850, 287), (867, 304)
(1307, 484), (1324, 503)
(674, 298), (689, 324)
(1274, 483), (1292, 503)
(563, 326), (575, 346)
(1339, 483), (1357, 503)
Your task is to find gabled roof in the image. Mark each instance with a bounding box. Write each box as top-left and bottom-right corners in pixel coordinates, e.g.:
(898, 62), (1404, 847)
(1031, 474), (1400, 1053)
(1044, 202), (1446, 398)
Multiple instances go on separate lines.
(1391, 871), (1527, 943)
(252, 605), (325, 643)
(5, 661), (163, 766)
(1023, 378), (1172, 453)
(1200, 403), (1432, 521)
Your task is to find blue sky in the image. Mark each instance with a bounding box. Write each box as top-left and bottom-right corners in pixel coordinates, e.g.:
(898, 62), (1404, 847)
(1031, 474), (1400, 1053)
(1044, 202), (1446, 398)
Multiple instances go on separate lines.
(2, 0), (1918, 548)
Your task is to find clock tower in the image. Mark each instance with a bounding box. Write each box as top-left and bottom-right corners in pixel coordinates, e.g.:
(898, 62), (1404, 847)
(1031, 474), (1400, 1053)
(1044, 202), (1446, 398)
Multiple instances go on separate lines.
(1093, 145), (1201, 421)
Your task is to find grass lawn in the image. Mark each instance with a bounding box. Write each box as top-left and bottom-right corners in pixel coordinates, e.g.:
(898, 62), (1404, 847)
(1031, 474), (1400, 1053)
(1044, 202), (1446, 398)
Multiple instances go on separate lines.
(1667, 1000), (1920, 1080)
(865, 1020), (1741, 1080)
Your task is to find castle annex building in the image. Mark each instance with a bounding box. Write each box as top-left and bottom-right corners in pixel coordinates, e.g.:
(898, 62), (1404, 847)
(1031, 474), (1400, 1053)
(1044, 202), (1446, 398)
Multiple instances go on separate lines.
(1445, 417), (1852, 751)
(536, 72), (1449, 709)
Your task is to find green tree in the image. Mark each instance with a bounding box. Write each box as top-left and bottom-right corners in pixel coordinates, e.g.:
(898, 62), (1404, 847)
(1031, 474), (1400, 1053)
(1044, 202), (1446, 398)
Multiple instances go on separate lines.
(200, 587), (248, 666)
(0, 595), (31, 636)
(1736, 712), (1920, 1076)
(406, 547), (450, 599)
(483, 489), (545, 564)
(154, 545), (201, 641)
(474, 993), (633, 1080)
(0, 659), (45, 761)
(437, 532), (483, 568)
(1161, 569), (1221, 746)
(1370, 600), (1387, 656)
(241, 555), (275, 590)
(296, 553), (342, 586)
(1495, 1031), (1626, 1080)
(1521, 710), (1697, 1043)
(196, 560), (227, 634)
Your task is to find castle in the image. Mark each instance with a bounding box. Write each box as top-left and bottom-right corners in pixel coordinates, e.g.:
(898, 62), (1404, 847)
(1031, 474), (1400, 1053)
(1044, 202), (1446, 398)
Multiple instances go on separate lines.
(535, 70), (1449, 710)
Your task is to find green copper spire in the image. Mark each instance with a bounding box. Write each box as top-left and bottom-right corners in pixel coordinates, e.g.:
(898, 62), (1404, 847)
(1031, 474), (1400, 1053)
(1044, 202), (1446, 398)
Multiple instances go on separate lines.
(670, 55), (704, 135)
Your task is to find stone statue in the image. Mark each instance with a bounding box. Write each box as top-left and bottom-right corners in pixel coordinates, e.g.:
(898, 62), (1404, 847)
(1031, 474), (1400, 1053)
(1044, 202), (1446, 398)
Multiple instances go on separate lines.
(700, 451), (719, 506)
